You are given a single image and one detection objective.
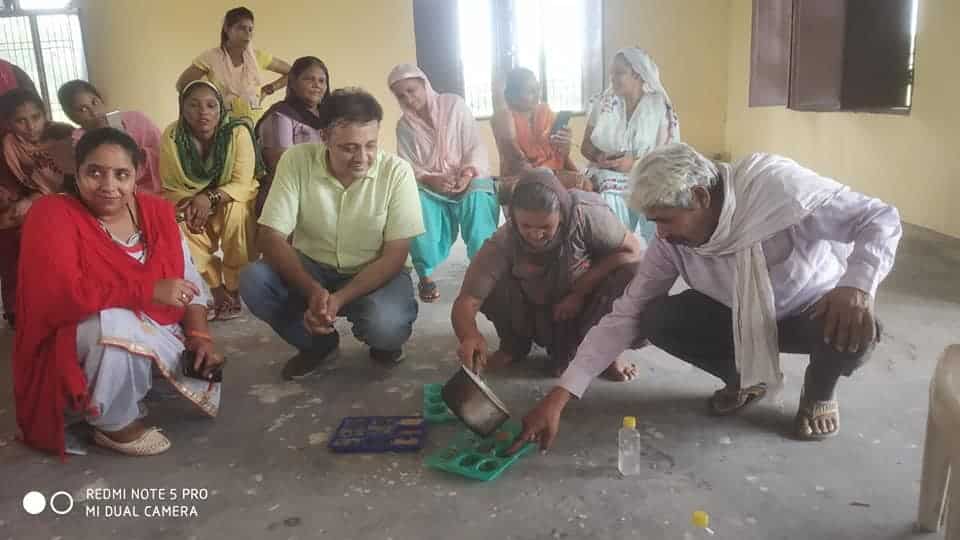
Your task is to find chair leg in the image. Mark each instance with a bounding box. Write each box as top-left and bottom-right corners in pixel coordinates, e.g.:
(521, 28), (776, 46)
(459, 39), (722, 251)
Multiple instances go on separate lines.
(917, 415), (950, 532)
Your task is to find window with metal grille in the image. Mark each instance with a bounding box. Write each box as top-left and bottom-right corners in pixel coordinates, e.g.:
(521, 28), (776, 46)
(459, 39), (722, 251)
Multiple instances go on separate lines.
(0, 0), (87, 123)
(413, 0), (602, 118)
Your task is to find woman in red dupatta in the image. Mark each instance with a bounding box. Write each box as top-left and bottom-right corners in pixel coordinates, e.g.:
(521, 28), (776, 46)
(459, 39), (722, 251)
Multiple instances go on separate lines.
(14, 128), (224, 458)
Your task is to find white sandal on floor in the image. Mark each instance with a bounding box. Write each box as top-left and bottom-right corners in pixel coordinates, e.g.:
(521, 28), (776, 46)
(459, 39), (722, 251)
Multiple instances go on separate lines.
(795, 399), (840, 441)
(94, 427), (171, 456)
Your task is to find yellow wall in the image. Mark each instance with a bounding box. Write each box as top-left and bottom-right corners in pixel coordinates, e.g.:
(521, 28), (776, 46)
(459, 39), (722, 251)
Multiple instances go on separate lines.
(76, 0), (731, 174)
(725, 0), (960, 237)
(603, 0), (730, 157)
(77, 0), (417, 153)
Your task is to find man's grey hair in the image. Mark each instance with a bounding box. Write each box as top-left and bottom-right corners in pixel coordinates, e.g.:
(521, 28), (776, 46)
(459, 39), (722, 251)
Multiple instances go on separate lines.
(629, 142), (720, 211)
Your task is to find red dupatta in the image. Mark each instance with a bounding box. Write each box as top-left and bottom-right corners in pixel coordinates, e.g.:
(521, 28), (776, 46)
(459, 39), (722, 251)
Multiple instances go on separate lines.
(13, 192), (185, 457)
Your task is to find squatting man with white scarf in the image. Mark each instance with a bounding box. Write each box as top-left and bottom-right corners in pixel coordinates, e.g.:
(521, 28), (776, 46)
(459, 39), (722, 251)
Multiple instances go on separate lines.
(508, 142), (902, 453)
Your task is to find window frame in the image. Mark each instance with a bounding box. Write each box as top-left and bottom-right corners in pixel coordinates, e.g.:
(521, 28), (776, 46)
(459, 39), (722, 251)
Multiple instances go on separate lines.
(489, 0), (603, 118)
(413, 0), (603, 121)
(0, 0), (87, 120)
(748, 0), (918, 115)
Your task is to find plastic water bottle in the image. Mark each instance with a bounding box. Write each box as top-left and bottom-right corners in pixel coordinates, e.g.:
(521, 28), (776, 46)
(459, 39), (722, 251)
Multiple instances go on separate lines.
(618, 416), (642, 475)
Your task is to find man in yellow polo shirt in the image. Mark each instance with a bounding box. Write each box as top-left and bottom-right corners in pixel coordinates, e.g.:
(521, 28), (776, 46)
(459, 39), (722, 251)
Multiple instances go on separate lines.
(239, 88), (425, 380)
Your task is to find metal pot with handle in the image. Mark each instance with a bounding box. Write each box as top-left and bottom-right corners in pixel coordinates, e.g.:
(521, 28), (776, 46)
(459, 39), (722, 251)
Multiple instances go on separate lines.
(441, 358), (510, 437)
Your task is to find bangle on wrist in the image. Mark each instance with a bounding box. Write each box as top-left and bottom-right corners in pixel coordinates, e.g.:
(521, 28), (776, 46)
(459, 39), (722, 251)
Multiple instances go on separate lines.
(204, 190), (222, 207)
(186, 330), (212, 341)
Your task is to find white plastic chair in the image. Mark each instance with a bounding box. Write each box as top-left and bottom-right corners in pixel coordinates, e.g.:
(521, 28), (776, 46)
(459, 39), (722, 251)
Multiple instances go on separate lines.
(917, 345), (960, 537)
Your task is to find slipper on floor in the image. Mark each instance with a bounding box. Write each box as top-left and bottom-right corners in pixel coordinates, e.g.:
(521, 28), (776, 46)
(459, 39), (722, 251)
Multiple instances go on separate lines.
(795, 399), (840, 441)
(708, 383), (767, 416)
(418, 280), (440, 303)
(94, 427), (171, 456)
(212, 295), (243, 321)
(600, 361), (640, 382)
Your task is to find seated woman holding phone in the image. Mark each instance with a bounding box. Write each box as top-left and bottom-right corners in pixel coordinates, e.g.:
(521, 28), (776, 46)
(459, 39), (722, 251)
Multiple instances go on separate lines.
(13, 128), (222, 458)
(491, 67), (590, 197)
(59, 80), (164, 193)
(582, 48), (679, 240)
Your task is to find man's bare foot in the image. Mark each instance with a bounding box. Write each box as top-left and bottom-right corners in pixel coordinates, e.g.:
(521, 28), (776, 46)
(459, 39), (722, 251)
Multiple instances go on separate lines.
(99, 420), (147, 444)
(486, 350), (516, 371)
(601, 358), (640, 381)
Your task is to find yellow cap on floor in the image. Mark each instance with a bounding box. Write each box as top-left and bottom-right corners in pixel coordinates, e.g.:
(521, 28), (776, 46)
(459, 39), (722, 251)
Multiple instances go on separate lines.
(692, 510), (710, 529)
(622, 416), (637, 429)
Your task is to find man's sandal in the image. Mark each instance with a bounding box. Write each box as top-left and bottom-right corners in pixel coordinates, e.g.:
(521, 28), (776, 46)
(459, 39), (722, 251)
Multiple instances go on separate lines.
(708, 383), (768, 416)
(795, 398), (840, 441)
(94, 427), (171, 456)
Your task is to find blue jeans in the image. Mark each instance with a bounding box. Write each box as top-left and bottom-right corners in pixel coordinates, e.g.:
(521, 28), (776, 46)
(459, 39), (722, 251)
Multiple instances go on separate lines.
(239, 253), (418, 354)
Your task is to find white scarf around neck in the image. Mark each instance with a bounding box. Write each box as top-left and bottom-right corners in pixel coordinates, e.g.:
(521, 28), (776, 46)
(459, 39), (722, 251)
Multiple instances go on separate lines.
(693, 153), (847, 390)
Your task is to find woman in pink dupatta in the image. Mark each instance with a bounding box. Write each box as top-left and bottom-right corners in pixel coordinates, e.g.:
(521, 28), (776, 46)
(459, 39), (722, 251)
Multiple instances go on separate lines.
(388, 64), (499, 303)
(58, 79), (162, 193)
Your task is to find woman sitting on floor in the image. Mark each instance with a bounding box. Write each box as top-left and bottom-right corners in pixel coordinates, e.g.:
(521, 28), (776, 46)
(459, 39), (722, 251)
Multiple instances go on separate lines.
(254, 56), (329, 215)
(176, 6), (290, 123)
(452, 168), (642, 380)
(58, 79), (163, 194)
(491, 67), (589, 192)
(582, 47), (679, 241)
(0, 89), (75, 329)
(14, 128), (223, 457)
(388, 63), (499, 303)
(160, 81), (261, 321)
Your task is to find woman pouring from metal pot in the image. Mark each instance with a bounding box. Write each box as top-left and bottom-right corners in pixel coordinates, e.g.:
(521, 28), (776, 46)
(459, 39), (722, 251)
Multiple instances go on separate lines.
(451, 167), (642, 381)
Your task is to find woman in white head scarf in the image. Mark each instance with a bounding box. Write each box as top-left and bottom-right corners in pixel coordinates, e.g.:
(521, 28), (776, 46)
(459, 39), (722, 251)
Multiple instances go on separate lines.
(581, 47), (679, 241)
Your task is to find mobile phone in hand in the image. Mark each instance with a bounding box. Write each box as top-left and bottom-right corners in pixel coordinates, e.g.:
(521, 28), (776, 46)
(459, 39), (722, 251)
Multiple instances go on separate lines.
(105, 110), (123, 130)
(550, 111), (573, 135)
(181, 349), (224, 383)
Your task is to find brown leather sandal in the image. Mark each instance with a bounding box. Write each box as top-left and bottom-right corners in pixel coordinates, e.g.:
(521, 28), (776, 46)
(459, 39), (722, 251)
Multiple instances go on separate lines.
(708, 383), (768, 416)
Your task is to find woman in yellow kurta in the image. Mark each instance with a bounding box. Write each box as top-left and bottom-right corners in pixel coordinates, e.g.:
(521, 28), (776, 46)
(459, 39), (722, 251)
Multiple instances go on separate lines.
(175, 6), (290, 123)
(161, 80), (261, 321)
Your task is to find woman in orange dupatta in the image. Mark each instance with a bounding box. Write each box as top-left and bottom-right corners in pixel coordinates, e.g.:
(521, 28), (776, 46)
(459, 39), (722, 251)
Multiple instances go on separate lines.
(14, 128), (223, 458)
(0, 89), (74, 328)
(491, 68), (589, 195)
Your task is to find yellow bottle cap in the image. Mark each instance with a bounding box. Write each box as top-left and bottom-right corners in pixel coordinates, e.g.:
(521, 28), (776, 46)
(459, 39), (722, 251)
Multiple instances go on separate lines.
(622, 416), (637, 429)
(692, 510), (710, 529)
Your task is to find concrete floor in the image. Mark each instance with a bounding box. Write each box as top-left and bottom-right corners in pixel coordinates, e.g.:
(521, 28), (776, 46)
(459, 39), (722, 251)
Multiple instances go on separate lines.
(0, 222), (957, 540)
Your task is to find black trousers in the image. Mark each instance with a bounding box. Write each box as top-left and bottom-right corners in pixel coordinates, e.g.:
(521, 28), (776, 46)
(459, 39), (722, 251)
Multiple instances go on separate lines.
(639, 290), (878, 401)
